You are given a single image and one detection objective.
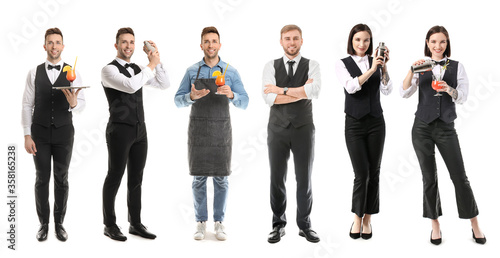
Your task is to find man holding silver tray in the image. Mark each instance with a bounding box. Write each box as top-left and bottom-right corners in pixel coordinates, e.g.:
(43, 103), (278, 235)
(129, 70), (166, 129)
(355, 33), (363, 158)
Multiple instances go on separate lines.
(21, 27), (85, 242)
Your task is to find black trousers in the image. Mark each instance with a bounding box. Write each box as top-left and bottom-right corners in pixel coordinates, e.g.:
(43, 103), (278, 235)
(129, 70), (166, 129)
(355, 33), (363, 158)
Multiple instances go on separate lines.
(268, 122), (315, 230)
(31, 123), (74, 224)
(103, 122), (148, 226)
(345, 114), (385, 218)
(412, 117), (479, 219)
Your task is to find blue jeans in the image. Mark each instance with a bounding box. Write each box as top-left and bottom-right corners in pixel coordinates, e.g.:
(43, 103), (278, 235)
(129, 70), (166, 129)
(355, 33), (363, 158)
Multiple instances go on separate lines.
(192, 176), (228, 222)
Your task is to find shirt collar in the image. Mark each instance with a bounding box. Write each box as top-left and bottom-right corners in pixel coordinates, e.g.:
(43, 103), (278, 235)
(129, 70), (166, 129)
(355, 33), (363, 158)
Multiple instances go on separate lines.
(115, 57), (130, 67)
(199, 56), (225, 70)
(432, 56), (448, 62)
(283, 53), (302, 65)
(350, 54), (369, 63)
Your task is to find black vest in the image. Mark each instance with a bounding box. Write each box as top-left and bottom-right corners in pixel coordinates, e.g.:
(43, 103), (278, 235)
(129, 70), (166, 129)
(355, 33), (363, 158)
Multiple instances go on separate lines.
(103, 60), (144, 125)
(415, 59), (458, 124)
(269, 57), (313, 128)
(32, 63), (72, 128)
(341, 56), (382, 119)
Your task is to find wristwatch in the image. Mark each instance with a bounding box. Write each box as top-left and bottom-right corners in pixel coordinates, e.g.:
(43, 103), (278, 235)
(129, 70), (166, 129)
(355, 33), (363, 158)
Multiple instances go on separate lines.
(283, 87), (288, 95)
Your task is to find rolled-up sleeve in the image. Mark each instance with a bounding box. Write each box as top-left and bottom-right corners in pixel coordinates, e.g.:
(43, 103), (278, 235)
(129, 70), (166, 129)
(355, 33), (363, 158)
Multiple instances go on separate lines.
(304, 60), (321, 99)
(262, 61), (277, 107)
(335, 59), (362, 94)
(400, 73), (419, 98)
(453, 62), (468, 104)
(228, 68), (248, 110)
(174, 68), (196, 108)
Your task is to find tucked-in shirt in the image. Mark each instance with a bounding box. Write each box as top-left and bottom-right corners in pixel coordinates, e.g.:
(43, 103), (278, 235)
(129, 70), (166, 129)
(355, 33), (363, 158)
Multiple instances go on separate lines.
(400, 57), (468, 104)
(101, 57), (170, 94)
(174, 57), (249, 110)
(22, 59), (86, 135)
(335, 54), (392, 95)
(262, 53), (321, 107)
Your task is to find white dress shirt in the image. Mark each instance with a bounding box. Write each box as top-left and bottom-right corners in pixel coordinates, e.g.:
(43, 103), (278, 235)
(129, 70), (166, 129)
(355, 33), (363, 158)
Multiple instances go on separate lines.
(262, 53), (321, 107)
(335, 55), (392, 95)
(400, 57), (468, 104)
(22, 60), (86, 136)
(101, 57), (170, 94)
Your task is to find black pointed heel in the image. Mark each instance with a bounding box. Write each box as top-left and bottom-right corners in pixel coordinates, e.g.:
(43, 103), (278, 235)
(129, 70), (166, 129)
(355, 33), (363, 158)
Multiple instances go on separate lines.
(361, 224), (372, 240)
(472, 229), (486, 244)
(430, 230), (442, 245)
(349, 223), (361, 239)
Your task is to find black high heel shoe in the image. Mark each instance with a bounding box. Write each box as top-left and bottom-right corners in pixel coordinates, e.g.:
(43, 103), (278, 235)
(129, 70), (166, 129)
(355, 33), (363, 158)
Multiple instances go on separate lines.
(349, 223), (361, 239)
(361, 224), (372, 240)
(430, 230), (442, 245)
(472, 229), (486, 244)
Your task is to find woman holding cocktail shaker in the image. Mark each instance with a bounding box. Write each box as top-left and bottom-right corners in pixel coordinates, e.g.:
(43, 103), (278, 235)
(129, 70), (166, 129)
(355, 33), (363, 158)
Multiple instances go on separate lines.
(401, 25), (486, 245)
(335, 24), (392, 240)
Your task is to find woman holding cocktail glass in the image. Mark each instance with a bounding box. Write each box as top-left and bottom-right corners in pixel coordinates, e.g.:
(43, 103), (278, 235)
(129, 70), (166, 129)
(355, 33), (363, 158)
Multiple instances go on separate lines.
(401, 25), (486, 245)
(335, 24), (392, 240)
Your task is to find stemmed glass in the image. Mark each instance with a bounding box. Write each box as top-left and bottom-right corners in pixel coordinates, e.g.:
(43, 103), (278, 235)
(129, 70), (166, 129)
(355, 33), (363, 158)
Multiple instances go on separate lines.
(431, 74), (442, 97)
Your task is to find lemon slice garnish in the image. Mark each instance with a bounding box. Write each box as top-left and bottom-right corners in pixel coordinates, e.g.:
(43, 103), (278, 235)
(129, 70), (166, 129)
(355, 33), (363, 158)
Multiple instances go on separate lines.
(212, 71), (222, 77)
(62, 65), (72, 72)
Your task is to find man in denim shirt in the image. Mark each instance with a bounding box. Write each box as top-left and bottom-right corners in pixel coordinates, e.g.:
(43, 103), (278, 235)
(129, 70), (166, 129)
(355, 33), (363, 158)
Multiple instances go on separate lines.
(175, 26), (248, 241)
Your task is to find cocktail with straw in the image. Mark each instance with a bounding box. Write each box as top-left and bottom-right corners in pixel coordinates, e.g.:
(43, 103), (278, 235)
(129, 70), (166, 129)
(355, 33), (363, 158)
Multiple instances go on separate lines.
(63, 56), (77, 86)
(212, 63), (228, 94)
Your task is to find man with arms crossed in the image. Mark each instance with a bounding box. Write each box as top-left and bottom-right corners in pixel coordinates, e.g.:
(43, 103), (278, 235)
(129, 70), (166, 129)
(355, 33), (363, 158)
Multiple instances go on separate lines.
(263, 24), (321, 243)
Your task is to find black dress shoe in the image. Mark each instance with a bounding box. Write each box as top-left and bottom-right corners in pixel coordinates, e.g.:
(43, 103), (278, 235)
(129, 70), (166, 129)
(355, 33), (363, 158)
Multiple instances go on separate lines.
(361, 224), (372, 240)
(299, 228), (320, 243)
(129, 224), (156, 239)
(268, 225), (285, 244)
(349, 222), (361, 239)
(430, 230), (442, 245)
(55, 223), (68, 242)
(36, 224), (48, 242)
(472, 229), (486, 244)
(104, 225), (127, 241)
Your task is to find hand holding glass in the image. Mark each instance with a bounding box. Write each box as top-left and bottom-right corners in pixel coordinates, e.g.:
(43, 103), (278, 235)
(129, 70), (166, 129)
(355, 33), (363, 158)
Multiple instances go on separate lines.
(432, 74), (443, 96)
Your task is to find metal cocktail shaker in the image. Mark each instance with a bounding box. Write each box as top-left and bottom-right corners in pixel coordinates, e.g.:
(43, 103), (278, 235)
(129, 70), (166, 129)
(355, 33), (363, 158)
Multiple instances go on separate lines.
(411, 59), (435, 73)
(377, 42), (386, 68)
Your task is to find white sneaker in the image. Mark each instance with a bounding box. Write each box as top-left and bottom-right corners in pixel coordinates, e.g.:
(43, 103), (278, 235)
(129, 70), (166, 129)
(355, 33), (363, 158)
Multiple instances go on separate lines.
(214, 221), (227, 241)
(193, 221), (206, 240)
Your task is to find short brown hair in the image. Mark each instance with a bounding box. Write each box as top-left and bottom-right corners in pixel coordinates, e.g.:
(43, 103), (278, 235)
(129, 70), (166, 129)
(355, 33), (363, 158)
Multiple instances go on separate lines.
(45, 27), (63, 42)
(201, 26), (220, 42)
(425, 26), (451, 57)
(116, 27), (135, 44)
(347, 24), (373, 56)
(280, 24), (302, 38)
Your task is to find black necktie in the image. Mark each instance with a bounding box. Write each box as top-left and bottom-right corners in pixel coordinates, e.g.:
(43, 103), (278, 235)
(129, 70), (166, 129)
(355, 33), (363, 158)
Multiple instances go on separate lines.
(433, 60), (447, 66)
(48, 65), (60, 71)
(287, 60), (295, 78)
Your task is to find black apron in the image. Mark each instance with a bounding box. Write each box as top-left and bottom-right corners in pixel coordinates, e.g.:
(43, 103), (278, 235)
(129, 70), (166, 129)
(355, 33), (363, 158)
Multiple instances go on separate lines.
(188, 65), (232, 176)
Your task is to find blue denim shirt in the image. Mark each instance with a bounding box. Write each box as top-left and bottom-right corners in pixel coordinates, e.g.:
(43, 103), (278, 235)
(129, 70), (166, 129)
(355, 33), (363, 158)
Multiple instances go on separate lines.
(174, 57), (249, 110)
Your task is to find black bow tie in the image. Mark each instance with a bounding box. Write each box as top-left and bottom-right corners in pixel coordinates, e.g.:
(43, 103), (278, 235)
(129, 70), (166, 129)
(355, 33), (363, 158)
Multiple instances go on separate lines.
(433, 60), (447, 66)
(48, 65), (61, 71)
(124, 63), (136, 69)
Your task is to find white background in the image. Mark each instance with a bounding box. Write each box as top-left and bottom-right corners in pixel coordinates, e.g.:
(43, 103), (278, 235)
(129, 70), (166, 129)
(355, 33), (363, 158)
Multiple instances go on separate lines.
(1, 0), (499, 257)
